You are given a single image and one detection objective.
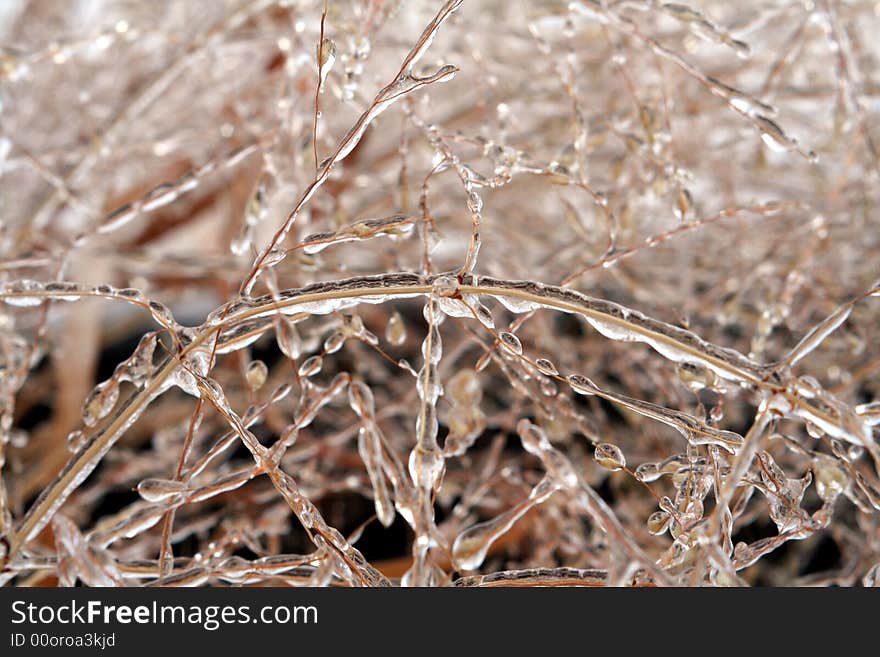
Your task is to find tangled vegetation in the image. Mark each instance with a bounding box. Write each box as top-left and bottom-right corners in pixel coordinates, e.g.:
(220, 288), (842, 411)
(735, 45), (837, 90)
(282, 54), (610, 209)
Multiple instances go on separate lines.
(1, 0), (879, 586)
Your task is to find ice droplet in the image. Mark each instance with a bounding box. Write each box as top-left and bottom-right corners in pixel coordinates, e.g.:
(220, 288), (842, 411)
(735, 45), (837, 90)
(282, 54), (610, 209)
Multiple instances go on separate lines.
(358, 426), (395, 527)
(647, 510), (671, 535)
(44, 282), (82, 301)
(474, 303), (495, 328)
(3, 279), (44, 307)
(432, 275), (460, 298)
(83, 381), (120, 427)
(246, 360), (268, 391)
(676, 361), (717, 392)
(594, 443), (626, 471)
(386, 310), (407, 346)
(535, 358), (558, 376)
(66, 429), (88, 453)
(567, 374), (597, 396)
(318, 38), (336, 91)
(498, 331), (523, 355)
(298, 355), (323, 377)
(275, 317), (302, 359)
(635, 463), (662, 482)
(137, 478), (187, 503)
(813, 455), (847, 502)
(756, 115), (797, 153)
(323, 331), (346, 354)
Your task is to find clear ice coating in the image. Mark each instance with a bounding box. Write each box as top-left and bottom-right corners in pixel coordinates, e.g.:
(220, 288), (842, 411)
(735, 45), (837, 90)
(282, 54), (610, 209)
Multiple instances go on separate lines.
(535, 358), (558, 376)
(498, 331), (523, 355)
(136, 478), (188, 503)
(301, 215), (417, 254)
(245, 359), (268, 390)
(594, 443), (626, 471)
(385, 310), (407, 346)
(2, 0), (877, 589)
(452, 475), (559, 570)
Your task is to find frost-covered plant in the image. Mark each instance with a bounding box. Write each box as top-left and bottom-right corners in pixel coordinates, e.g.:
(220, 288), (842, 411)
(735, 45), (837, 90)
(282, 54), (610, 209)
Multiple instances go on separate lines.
(1, 0), (879, 587)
